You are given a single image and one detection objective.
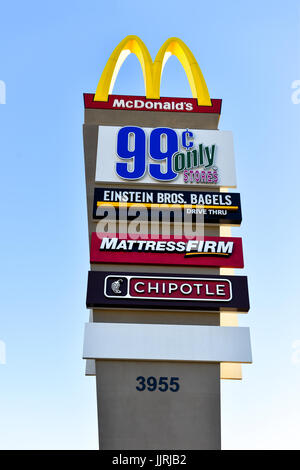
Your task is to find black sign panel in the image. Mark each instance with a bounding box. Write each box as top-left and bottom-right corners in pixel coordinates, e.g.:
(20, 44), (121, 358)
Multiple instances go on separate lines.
(93, 187), (242, 225)
(86, 271), (249, 312)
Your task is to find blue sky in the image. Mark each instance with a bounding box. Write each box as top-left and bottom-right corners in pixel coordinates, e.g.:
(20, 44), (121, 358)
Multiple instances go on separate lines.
(0, 0), (300, 449)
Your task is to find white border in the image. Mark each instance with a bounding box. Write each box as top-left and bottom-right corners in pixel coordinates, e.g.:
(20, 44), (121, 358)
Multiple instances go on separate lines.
(104, 275), (233, 302)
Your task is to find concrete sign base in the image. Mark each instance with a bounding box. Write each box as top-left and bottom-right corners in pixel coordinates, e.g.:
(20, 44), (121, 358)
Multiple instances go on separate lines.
(95, 360), (221, 450)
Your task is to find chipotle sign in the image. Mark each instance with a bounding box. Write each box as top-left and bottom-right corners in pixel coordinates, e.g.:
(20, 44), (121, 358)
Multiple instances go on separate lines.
(86, 271), (250, 312)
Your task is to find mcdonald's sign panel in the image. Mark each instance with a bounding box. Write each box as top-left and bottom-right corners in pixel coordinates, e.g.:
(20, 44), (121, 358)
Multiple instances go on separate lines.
(95, 126), (236, 187)
(90, 233), (244, 268)
(93, 187), (242, 225)
(84, 94), (222, 115)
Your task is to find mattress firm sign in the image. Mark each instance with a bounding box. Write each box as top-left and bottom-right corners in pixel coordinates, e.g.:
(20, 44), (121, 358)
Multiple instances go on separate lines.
(90, 233), (244, 268)
(95, 126), (236, 187)
(93, 188), (242, 225)
(86, 272), (250, 312)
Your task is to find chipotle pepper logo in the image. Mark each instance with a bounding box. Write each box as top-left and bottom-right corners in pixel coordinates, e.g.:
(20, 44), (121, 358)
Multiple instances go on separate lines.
(105, 276), (232, 302)
(105, 276), (128, 297)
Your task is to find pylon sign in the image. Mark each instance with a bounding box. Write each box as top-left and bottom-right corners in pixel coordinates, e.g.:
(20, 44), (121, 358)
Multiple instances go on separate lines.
(82, 35), (252, 451)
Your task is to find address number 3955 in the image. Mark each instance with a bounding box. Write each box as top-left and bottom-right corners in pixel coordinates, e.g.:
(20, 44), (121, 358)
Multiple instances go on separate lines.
(136, 376), (180, 392)
(116, 126), (179, 181)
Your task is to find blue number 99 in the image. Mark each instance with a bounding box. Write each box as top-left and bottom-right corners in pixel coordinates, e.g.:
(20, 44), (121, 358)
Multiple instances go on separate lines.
(149, 128), (178, 181)
(116, 127), (146, 180)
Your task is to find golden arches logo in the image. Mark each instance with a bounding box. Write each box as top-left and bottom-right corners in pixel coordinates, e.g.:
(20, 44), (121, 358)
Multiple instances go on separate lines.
(94, 36), (212, 106)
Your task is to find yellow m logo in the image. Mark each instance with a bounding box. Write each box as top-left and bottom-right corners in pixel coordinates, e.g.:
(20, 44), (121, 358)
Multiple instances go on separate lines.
(95, 36), (212, 106)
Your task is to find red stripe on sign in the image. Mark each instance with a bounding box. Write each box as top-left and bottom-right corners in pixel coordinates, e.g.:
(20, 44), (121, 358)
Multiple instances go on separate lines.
(90, 233), (244, 269)
(129, 278), (232, 301)
(83, 94), (222, 115)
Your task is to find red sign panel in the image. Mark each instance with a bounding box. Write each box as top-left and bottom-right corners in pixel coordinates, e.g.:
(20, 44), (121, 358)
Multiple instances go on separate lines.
(84, 94), (222, 115)
(129, 277), (232, 301)
(90, 233), (244, 268)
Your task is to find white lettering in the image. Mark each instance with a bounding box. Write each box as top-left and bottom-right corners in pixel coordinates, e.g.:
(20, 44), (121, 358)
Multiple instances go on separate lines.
(148, 282), (159, 293)
(186, 240), (199, 252)
(112, 98), (126, 108)
(216, 284), (226, 296)
(180, 283), (192, 294)
(100, 237), (118, 250)
(135, 100), (144, 109)
(169, 283), (178, 293)
(134, 282), (145, 293)
(217, 241), (233, 254)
